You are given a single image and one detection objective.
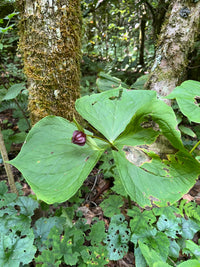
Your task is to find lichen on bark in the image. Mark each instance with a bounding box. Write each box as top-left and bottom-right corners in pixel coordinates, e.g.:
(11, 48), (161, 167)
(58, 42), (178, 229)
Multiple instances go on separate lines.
(145, 0), (200, 100)
(17, 0), (82, 124)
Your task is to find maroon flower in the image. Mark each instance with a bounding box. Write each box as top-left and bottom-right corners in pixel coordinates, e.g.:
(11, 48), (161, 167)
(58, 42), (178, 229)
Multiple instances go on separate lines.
(72, 130), (86, 146)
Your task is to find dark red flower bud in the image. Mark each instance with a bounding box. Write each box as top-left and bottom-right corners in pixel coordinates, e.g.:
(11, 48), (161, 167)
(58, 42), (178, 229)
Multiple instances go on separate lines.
(72, 130), (86, 146)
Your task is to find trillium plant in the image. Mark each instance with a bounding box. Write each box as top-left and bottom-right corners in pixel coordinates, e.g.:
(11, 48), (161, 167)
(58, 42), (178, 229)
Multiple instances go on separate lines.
(10, 80), (200, 208)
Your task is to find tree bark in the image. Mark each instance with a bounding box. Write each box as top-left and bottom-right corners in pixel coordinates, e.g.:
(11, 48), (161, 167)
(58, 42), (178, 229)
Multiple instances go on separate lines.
(17, 0), (82, 124)
(145, 0), (200, 99)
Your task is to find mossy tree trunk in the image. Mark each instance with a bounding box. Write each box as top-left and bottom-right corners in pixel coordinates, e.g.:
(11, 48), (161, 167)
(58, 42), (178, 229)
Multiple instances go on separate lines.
(17, 0), (82, 124)
(145, 0), (200, 100)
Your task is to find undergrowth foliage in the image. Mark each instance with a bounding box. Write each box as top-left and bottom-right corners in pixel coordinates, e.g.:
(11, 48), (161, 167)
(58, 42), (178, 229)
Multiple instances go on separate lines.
(1, 179), (200, 266)
(0, 10), (29, 156)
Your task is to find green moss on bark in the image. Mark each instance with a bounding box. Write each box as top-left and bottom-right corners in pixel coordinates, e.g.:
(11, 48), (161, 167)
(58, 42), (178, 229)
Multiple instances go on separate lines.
(17, 0), (82, 124)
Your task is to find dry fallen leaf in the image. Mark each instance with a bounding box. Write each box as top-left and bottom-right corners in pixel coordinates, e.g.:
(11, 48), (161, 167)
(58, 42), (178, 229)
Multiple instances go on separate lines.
(182, 194), (194, 202)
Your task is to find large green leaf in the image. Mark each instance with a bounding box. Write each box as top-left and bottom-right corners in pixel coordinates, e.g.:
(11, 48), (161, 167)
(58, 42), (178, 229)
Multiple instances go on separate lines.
(111, 93), (197, 207)
(113, 149), (200, 207)
(9, 116), (106, 204)
(115, 98), (184, 151)
(166, 80), (200, 123)
(75, 89), (156, 142)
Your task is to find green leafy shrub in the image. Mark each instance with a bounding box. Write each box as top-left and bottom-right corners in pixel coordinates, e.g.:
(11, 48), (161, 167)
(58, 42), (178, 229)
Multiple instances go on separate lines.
(0, 181), (38, 267)
(0, 82), (29, 153)
(0, 10), (29, 157)
(1, 179), (200, 266)
(35, 217), (109, 266)
(129, 204), (200, 266)
(9, 81), (200, 208)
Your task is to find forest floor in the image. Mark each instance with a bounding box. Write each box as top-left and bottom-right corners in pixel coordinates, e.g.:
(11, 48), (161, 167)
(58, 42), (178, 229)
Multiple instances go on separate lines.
(1, 108), (200, 267)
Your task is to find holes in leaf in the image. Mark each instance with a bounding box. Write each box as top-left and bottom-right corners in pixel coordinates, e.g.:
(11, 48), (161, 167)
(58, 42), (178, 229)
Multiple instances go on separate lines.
(163, 167), (169, 173)
(16, 230), (21, 236)
(109, 89), (123, 101)
(14, 204), (20, 212)
(195, 97), (200, 105)
(105, 215), (130, 260)
(85, 156), (89, 162)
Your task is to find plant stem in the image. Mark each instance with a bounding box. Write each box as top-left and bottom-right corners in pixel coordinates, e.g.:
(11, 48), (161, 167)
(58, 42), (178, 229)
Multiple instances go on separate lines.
(190, 140), (200, 154)
(87, 134), (118, 151)
(167, 256), (177, 266)
(14, 98), (31, 130)
(127, 195), (132, 209)
(0, 128), (18, 194)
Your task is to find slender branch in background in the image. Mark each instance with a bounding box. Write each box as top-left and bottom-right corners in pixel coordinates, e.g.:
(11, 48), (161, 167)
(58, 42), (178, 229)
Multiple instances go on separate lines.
(143, 0), (155, 17)
(83, 0), (105, 18)
(0, 128), (18, 194)
(14, 98), (31, 130)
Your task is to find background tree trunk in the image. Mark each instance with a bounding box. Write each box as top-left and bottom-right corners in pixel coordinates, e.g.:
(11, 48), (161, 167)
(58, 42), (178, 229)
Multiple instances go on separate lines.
(145, 0), (200, 99)
(144, 0), (170, 42)
(17, 0), (82, 124)
(139, 18), (146, 66)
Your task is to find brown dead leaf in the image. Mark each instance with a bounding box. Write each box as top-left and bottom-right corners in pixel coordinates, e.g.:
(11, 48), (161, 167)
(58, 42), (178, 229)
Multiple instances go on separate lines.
(182, 194), (194, 202)
(77, 206), (96, 225)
